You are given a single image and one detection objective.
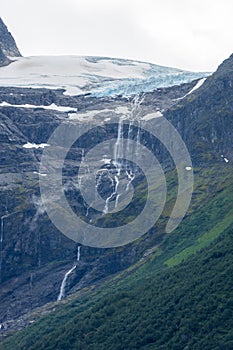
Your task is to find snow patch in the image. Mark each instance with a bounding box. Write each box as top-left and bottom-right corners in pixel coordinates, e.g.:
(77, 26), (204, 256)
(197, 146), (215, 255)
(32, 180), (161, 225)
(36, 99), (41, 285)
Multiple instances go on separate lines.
(142, 111), (163, 121)
(221, 155), (229, 163)
(174, 78), (207, 101)
(33, 171), (47, 177)
(115, 106), (129, 115)
(68, 108), (111, 121)
(186, 78), (207, 95)
(0, 101), (77, 112)
(101, 158), (112, 164)
(23, 143), (50, 149)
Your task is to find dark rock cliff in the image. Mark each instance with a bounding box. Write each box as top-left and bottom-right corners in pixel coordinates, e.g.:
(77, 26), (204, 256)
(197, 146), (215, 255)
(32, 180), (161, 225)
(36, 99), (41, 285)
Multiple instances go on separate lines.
(0, 18), (21, 57)
(165, 54), (233, 164)
(0, 47), (10, 66)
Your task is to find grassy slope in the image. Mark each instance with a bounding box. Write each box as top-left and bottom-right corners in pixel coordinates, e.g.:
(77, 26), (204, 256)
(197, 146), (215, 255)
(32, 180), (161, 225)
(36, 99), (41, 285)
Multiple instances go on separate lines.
(1, 164), (233, 350)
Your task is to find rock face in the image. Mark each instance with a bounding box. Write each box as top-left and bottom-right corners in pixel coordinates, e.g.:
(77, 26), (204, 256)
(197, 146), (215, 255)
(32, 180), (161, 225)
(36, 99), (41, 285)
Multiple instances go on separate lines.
(165, 53), (233, 164)
(0, 47), (10, 66)
(0, 18), (21, 57)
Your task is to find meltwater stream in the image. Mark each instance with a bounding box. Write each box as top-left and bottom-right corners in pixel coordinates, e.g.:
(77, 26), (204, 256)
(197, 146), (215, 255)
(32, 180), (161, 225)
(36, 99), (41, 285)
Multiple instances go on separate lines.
(101, 94), (144, 214)
(57, 246), (81, 301)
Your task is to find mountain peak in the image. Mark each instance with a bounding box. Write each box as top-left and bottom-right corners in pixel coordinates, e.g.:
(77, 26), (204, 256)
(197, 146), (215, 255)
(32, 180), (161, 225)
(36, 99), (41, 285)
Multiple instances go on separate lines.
(0, 17), (21, 58)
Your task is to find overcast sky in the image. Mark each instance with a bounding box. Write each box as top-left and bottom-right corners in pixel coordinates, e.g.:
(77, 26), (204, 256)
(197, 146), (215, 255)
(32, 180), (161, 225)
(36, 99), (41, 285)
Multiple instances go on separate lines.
(1, 0), (233, 72)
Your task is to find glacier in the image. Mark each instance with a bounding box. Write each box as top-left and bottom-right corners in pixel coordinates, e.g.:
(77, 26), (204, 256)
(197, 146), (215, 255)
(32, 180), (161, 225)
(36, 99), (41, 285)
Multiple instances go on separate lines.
(0, 55), (210, 98)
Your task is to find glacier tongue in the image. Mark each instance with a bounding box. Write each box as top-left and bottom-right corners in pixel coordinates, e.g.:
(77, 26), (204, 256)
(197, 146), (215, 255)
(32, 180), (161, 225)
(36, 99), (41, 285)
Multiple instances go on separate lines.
(0, 55), (210, 97)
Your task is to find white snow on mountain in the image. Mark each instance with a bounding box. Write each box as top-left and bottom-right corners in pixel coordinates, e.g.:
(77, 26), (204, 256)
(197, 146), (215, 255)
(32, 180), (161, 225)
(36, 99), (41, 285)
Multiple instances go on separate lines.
(186, 77), (207, 95)
(68, 109), (111, 121)
(173, 77), (207, 101)
(68, 106), (130, 121)
(0, 56), (210, 97)
(0, 101), (77, 112)
(142, 111), (163, 121)
(23, 142), (50, 149)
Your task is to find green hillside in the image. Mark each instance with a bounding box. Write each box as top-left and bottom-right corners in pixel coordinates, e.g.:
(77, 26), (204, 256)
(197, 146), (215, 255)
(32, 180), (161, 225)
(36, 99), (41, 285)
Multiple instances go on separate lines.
(1, 164), (232, 350)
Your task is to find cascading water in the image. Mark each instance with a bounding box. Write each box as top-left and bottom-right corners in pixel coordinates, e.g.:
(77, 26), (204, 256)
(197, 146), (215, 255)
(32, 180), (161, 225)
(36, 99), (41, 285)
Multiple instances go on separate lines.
(126, 170), (135, 191)
(103, 174), (119, 214)
(102, 94), (145, 213)
(113, 116), (124, 168)
(114, 176), (120, 208)
(0, 216), (4, 244)
(81, 149), (85, 163)
(126, 120), (133, 164)
(77, 246), (81, 262)
(57, 246), (81, 301)
(57, 265), (76, 301)
(136, 120), (141, 160)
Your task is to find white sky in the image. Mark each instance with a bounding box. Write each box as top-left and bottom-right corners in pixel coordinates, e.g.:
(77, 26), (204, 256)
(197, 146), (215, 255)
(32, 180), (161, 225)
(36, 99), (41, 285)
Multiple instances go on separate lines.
(1, 0), (233, 72)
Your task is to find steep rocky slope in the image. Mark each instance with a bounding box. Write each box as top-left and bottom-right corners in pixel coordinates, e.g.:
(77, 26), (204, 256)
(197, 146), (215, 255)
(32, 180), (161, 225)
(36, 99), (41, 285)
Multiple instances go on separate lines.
(165, 54), (233, 164)
(0, 47), (10, 66)
(0, 18), (21, 57)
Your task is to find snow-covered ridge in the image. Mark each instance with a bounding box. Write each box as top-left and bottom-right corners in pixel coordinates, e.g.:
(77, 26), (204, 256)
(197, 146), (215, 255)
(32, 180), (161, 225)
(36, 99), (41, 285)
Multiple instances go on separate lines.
(0, 56), (210, 97)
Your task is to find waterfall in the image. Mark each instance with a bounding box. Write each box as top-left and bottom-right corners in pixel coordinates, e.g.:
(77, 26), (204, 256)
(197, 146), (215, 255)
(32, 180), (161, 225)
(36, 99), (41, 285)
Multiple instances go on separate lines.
(103, 192), (114, 214)
(114, 175), (120, 208)
(81, 148), (85, 163)
(114, 116), (124, 167)
(80, 148), (90, 174)
(95, 170), (105, 200)
(57, 265), (76, 301)
(101, 94), (145, 215)
(126, 170), (135, 191)
(136, 120), (141, 160)
(126, 120), (133, 163)
(0, 216), (4, 243)
(103, 116), (125, 214)
(57, 246), (81, 301)
(85, 204), (90, 218)
(103, 175), (120, 214)
(77, 246), (81, 262)
(96, 169), (115, 214)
